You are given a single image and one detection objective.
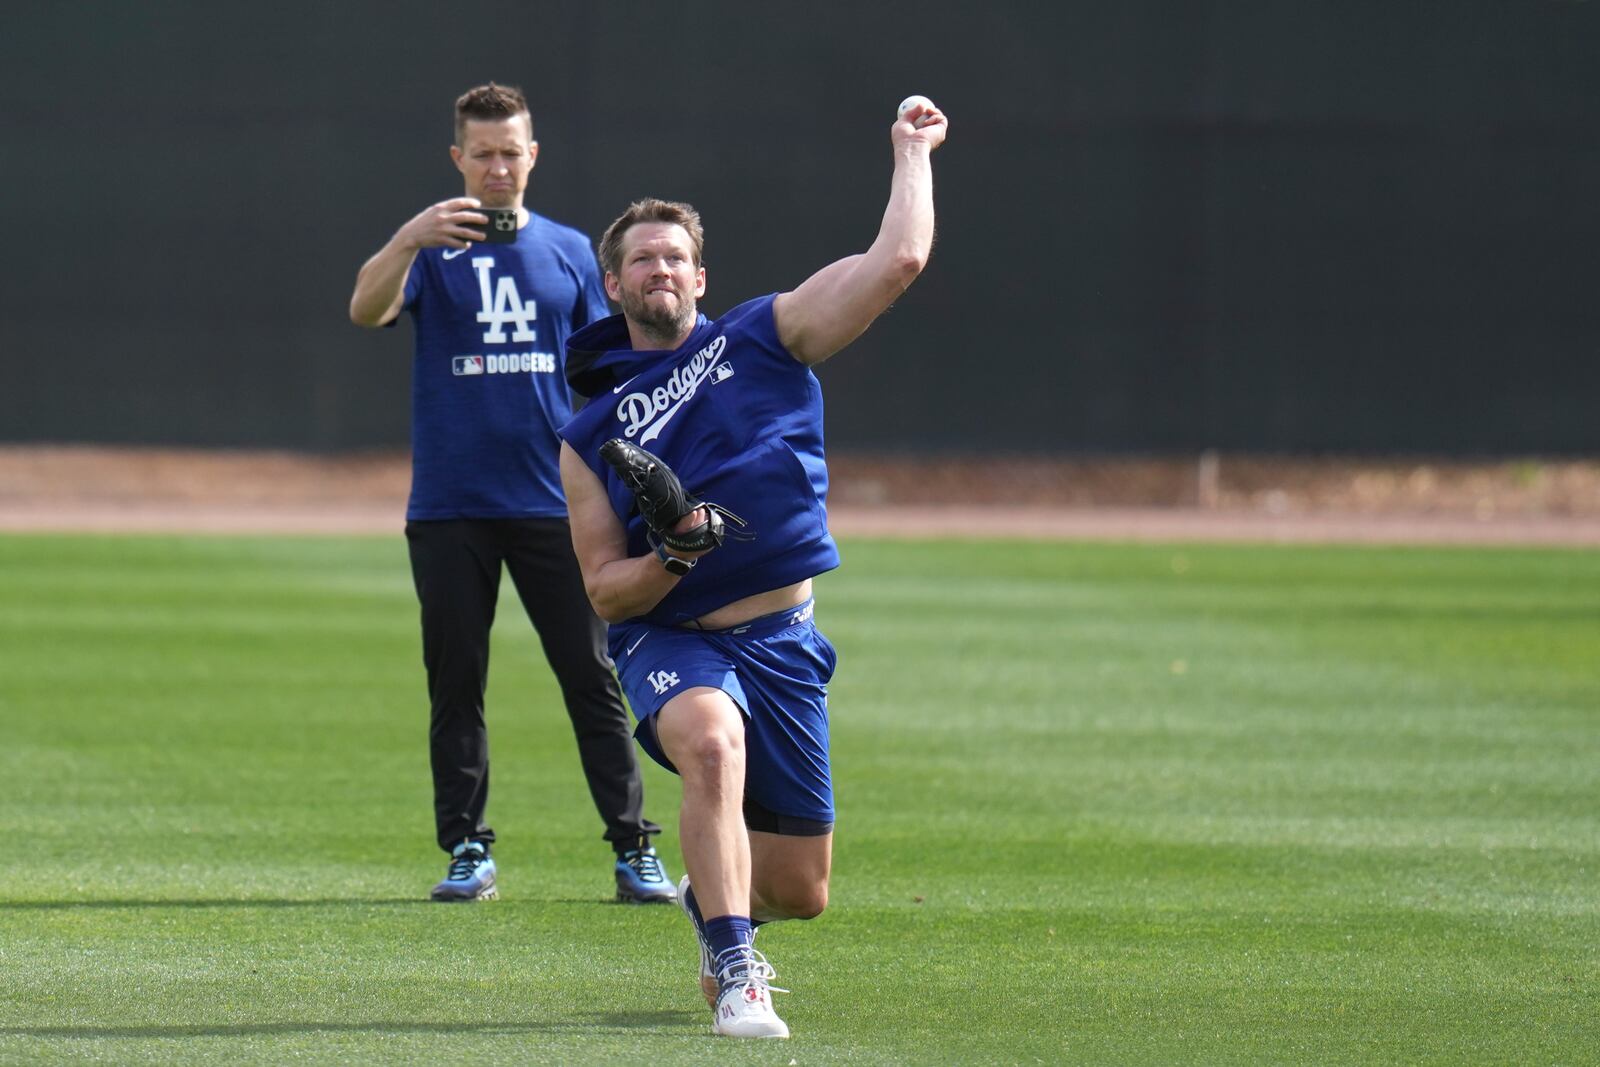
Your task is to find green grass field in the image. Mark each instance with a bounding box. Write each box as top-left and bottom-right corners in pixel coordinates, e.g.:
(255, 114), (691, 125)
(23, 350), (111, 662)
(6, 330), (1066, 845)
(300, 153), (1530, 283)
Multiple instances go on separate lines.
(1, 533), (1596, 1065)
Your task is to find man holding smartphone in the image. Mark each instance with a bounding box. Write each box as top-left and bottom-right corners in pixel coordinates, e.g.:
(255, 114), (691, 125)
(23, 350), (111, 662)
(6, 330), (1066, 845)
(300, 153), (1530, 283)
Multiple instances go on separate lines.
(349, 83), (673, 906)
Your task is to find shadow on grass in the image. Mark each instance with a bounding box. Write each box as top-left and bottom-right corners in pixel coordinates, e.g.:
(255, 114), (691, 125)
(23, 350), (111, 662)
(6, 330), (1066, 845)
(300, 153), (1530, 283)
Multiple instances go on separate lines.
(0, 898), (428, 910)
(0, 1012), (700, 1040)
(3, 897), (659, 910)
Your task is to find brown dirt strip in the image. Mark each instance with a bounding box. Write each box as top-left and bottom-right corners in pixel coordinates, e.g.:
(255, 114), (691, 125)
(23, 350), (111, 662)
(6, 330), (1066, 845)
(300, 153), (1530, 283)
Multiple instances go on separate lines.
(1, 446), (1596, 546)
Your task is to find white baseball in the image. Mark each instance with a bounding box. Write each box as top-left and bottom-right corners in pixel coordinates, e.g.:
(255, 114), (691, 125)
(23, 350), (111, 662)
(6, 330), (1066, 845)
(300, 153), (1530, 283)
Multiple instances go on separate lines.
(897, 94), (935, 126)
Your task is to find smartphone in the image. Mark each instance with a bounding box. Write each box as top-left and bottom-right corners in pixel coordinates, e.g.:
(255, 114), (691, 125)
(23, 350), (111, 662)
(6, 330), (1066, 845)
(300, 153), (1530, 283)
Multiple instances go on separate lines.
(467, 207), (519, 244)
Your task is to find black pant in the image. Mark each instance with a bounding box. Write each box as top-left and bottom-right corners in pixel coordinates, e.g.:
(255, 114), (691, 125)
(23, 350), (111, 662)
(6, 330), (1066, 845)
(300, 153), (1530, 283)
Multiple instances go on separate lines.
(405, 518), (659, 855)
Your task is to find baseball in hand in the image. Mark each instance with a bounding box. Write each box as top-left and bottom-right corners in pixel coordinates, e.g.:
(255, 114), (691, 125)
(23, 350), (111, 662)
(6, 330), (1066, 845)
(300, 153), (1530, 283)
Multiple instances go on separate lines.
(897, 94), (936, 127)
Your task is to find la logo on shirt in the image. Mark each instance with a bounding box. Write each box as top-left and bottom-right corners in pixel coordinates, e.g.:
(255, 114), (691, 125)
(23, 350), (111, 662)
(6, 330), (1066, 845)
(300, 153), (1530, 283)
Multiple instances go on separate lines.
(470, 257), (538, 345)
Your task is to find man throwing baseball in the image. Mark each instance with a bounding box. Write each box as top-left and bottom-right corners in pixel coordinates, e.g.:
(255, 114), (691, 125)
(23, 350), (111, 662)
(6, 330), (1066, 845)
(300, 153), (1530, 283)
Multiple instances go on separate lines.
(558, 96), (947, 1039)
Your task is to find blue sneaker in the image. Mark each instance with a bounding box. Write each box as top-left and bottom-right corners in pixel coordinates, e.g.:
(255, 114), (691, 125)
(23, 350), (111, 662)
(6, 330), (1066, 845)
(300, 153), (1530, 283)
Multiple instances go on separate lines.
(615, 844), (677, 904)
(431, 840), (497, 902)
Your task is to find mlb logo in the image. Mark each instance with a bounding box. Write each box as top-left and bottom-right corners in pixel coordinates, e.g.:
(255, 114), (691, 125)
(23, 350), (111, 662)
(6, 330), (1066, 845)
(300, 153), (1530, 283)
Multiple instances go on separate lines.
(452, 356), (484, 376)
(710, 363), (735, 384)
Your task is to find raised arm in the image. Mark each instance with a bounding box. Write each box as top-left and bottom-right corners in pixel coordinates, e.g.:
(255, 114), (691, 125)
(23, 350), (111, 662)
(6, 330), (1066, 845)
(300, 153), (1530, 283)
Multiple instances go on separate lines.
(348, 197), (491, 327)
(772, 98), (948, 365)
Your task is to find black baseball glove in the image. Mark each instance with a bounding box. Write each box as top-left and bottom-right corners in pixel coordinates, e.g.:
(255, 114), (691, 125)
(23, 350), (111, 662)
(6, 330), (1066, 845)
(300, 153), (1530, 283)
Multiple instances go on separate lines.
(598, 438), (744, 554)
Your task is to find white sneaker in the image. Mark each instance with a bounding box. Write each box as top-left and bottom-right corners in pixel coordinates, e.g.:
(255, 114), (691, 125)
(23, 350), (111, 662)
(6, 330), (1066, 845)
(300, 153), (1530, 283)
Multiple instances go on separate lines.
(711, 948), (790, 1040)
(677, 875), (719, 1006)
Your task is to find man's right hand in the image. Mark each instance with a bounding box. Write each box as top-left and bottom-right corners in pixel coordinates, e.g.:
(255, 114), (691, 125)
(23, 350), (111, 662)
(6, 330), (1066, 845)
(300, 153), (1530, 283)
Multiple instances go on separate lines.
(394, 197), (492, 252)
(350, 197), (492, 326)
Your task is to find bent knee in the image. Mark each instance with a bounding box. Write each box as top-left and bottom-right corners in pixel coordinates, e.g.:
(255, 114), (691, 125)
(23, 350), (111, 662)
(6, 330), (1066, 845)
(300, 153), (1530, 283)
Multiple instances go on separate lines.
(771, 882), (828, 920)
(657, 690), (746, 776)
(681, 730), (744, 774)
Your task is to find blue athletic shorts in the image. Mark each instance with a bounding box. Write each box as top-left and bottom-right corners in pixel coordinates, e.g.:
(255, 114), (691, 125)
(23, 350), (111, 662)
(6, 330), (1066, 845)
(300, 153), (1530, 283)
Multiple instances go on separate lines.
(609, 599), (838, 827)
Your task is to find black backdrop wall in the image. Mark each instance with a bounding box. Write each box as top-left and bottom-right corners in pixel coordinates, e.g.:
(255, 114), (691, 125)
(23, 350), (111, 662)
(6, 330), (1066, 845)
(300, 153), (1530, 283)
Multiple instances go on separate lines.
(2, 1), (1597, 456)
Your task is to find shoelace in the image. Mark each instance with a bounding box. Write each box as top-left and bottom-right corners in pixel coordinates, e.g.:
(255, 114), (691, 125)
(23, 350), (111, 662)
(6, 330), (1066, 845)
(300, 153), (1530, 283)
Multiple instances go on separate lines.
(713, 946), (789, 996)
(447, 848), (487, 881)
(623, 849), (667, 884)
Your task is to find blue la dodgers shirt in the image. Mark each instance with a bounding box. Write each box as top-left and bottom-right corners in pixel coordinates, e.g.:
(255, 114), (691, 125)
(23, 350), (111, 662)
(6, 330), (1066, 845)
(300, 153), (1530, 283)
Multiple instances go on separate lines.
(400, 211), (609, 520)
(559, 295), (841, 625)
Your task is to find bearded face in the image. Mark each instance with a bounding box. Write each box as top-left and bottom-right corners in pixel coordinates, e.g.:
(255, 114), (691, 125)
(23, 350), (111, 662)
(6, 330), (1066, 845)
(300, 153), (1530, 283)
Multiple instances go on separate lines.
(607, 222), (706, 348)
(617, 274), (697, 340)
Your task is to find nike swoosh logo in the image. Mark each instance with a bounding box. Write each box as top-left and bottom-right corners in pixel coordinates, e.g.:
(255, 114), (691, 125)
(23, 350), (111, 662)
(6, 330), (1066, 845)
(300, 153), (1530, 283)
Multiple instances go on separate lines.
(625, 634), (648, 655)
(612, 374), (640, 395)
(442, 248), (468, 260)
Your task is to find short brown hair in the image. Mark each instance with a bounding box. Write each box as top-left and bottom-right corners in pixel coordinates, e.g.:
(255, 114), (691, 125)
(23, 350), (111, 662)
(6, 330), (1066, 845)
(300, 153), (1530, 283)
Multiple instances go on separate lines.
(454, 82), (532, 144)
(597, 198), (705, 277)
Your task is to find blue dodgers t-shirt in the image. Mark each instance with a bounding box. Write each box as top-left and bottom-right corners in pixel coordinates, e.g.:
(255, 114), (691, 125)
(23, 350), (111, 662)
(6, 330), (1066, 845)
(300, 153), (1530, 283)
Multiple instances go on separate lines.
(401, 211), (608, 520)
(559, 295), (841, 625)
